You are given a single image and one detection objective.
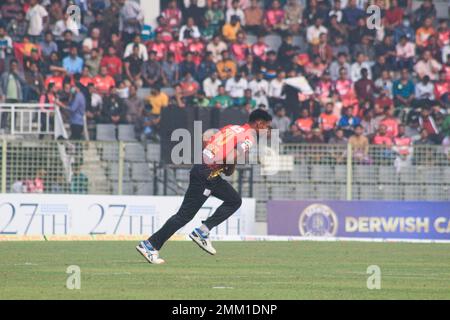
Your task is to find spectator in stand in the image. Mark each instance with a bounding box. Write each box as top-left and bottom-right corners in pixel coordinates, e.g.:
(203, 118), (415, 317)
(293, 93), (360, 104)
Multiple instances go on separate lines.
(348, 125), (370, 163)
(354, 68), (376, 103)
(415, 75), (435, 104)
(179, 17), (201, 42)
(222, 15), (241, 42)
(319, 102), (338, 142)
(179, 72), (200, 102)
(147, 87), (169, 116)
(102, 87), (126, 125)
(101, 46), (123, 81)
(210, 85), (233, 108)
(207, 35), (227, 63)
(283, 123), (303, 143)
(84, 48), (102, 77)
(338, 106), (361, 137)
(350, 52), (372, 82)
(26, 0), (48, 42)
(225, 71), (248, 104)
(264, 0), (286, 34)
(414, 50), (442, 81)
(203, 71), (221, 98)
(179, 51), (197, 78)
(434, 70), (449, 106)
(373, 124), (393, 146)
(418, 107), (441, 144)
(39, 31), (58, 61)
(162, 0), (183, 32)
(226, 0), (246, 25)
(244, 0), (264, 34)
(148, 33), (168, 62)
(249, 71), (269, 108)
(0, 59), (26, 106)
(82, 28), (101, 56)
(295, 108), (314, 137)
(307, 17), (328, 46)
(395, 35), (415, 71)
(124, 44), (144, 87)
(204, 1), (225, 37)
(379, 106), (400, 139)
(125, 84), (145, 128)
(392, 68), (415, 112)
(123, 35), (148, 62)
(231, 32), (249, 66)
(217, 50), (237, 80)
(118, 0), (144, 45)
(416, 16), (435, 50)
(94, 65), (116, 95)
(62, 46), (83, 76)
(162, 52), (180, 87)
(272, 106), (291, 137)
(268, 71), (286, 107)
(142, 51), (163, 87)
(329, 52), (350, 81)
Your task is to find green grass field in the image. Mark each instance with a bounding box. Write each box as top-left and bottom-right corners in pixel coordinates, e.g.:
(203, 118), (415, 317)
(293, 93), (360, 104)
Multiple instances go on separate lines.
(1, 241), (450, 299)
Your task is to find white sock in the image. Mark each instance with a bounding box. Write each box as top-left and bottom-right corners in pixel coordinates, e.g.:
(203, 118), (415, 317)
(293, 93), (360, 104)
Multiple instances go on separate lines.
(199, 224), (210, 235)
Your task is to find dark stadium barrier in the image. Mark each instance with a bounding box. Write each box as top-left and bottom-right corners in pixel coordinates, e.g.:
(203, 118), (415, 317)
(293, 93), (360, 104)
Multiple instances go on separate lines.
(160, 106), (249, 164)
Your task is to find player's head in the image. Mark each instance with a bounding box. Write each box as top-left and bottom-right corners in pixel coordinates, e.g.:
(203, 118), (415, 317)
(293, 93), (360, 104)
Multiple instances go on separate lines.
(248, 109), (272, 133)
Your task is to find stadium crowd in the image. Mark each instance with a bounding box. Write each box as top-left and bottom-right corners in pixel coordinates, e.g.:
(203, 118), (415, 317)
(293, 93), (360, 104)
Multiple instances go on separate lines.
(0, 0), (449, 162)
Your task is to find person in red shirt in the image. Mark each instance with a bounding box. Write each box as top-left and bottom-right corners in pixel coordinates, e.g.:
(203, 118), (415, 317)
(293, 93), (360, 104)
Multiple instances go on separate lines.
(147, 33), (168, 62)
(167, 33), (185, 64)
(251, 34), (268, 63)
(319, 102), (338, 141)
(44, 70), (64, 92)
(437, 19), (449, 48)
(334, 67), (357, 108)
(162, 0), (182, 32)
(100, 46), (123, 80)
(187, 35), (205, 66)
(231, 32), (249, 65)
(264, 0), (286, 33)
(434, 70), (449, 105)
(373, 124), (393, 146)
(295, 108), (314, 135)
(94, 65), (116, 95)
(77, 67), (93, 88)
(137, 109), (272, 264)
(379, 106), (399, 138)
(385, 0), (404, 30)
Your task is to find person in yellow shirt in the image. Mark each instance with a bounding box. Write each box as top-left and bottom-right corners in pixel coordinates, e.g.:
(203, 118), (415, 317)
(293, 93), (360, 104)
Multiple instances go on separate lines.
(222, 16), (241, 42)
(147, 87), (169, 115)
(216, 50), (237, 80)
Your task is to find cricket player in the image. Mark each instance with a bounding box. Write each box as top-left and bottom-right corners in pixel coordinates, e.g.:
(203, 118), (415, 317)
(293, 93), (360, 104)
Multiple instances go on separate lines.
(136, 109), (272, 264)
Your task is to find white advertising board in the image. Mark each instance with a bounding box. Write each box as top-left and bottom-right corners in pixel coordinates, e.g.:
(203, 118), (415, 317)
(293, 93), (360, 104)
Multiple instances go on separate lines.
(0, 194), (255, 237)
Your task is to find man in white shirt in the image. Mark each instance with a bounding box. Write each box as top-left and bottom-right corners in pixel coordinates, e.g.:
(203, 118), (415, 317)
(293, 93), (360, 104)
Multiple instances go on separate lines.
(206, 35), (228, 63)
(249, 72), (269, 108)
(350, 53), (372, 82)
(26, 0), (48, 39)
(268, 72), (286, 100)
(306, 17), (328, 46)
(123, 35), (148, 61)
(203, 72), (222, 98)
(415, 76), (435, 101)
(226, 0), (246, 25)
(225, 72), (248, 101)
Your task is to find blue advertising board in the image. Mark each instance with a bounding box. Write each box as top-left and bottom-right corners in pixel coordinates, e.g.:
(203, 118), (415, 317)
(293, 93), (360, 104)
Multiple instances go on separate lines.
(267, 201), (450, 240)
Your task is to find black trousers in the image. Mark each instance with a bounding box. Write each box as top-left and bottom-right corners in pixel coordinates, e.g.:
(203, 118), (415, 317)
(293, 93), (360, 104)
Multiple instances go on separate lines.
(149, 164), (242, 250)
(70, 124), (84, 140)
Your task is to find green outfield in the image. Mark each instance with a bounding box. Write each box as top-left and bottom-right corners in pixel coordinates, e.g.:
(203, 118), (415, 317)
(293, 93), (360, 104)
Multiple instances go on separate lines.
(1, 241), (450, 299)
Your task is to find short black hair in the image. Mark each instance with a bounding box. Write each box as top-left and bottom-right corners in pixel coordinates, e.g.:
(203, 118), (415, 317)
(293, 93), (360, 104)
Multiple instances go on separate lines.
(249, 109), (272, 123)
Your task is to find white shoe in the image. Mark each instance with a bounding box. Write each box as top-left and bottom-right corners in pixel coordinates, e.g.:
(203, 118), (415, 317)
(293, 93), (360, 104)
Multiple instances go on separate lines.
(189, 228), (217, 255)
(136, 241), (165, 264)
